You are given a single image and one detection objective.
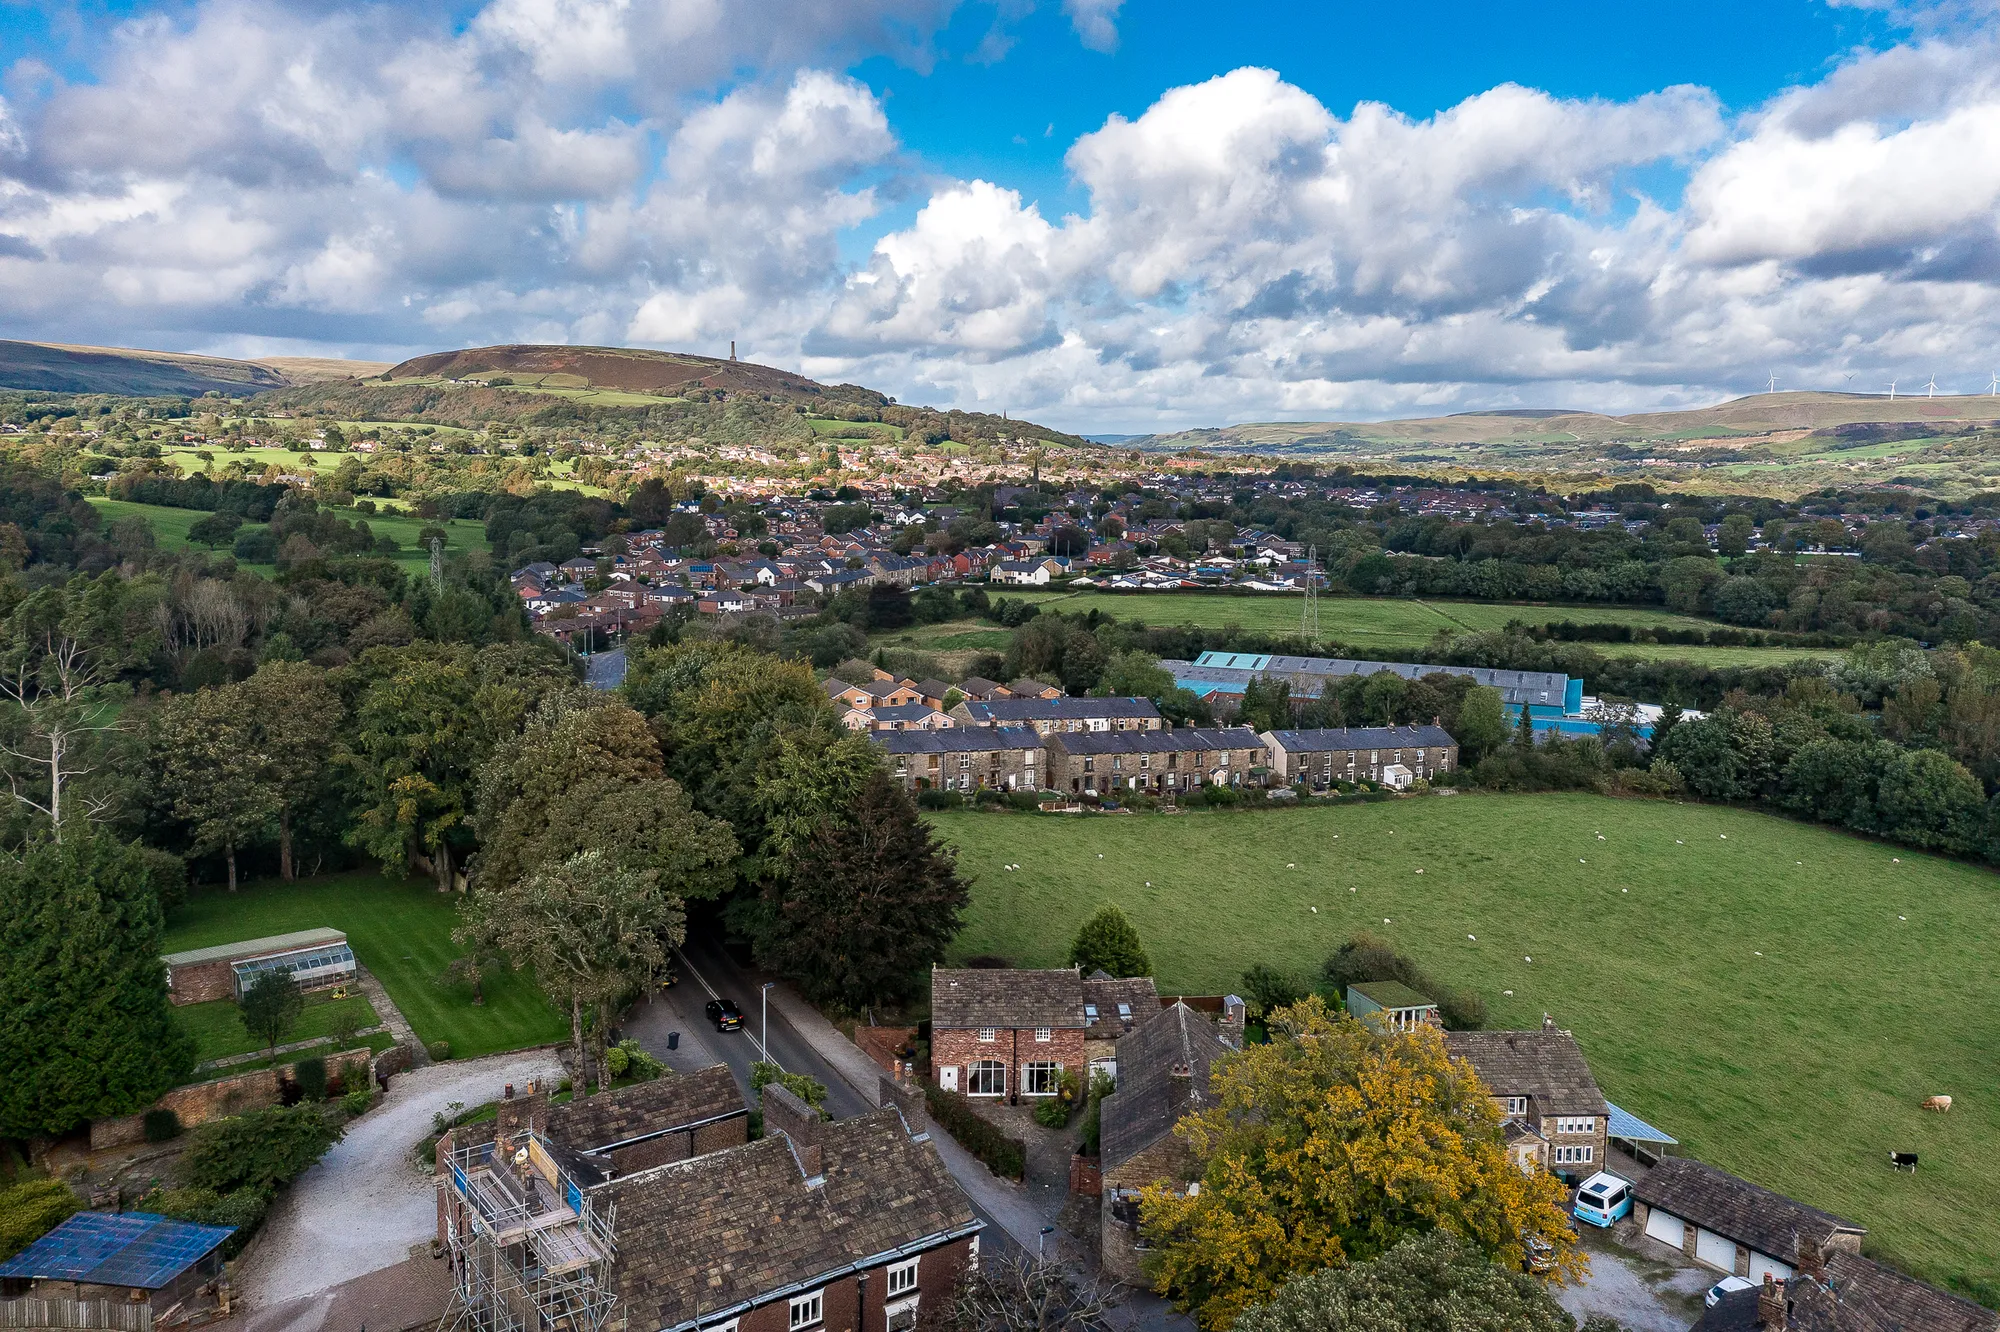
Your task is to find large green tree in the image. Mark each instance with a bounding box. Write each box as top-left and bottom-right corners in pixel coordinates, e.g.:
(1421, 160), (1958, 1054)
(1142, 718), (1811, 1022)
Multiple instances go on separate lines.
(1068, 905), (1151, 978)
(0, 831), (195, 1136)
(754, 770), (969, 1007)
(154, 684), (276, 891)
(239, 661), (343, 880)
(1449, 686), (1509, 765)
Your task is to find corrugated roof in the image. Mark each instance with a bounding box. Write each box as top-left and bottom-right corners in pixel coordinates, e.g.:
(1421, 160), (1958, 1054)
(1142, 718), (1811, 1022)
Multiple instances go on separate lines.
(0, 1211), (234, 1289)
(162, 927), (347, 968)
(1174, 654), (1570, 706)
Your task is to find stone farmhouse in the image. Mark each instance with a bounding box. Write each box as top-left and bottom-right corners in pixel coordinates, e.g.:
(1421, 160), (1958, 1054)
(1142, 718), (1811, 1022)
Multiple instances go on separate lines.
(1445, 1019), (1609, 1183)
(1259, 724), (1459, 789)
(1041, 727), (1267, 796)
(1635, 1157), (1864, 1286)
(1696, 1242), (1998, 1331)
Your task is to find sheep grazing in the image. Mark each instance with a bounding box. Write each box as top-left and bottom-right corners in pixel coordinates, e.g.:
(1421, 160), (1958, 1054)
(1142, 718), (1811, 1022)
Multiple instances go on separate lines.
(1889, 1151), (1919, 1172)
(1921, 1094), (1953, 1113)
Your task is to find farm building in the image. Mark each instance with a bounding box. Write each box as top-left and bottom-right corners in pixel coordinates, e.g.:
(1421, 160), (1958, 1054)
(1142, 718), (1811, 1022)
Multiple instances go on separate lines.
(1633, 1156), (1863, 1283)
(161, 927), (355, 1005)
(1345, 981), (1441, 1031)
(0, 1210), (234, 1313)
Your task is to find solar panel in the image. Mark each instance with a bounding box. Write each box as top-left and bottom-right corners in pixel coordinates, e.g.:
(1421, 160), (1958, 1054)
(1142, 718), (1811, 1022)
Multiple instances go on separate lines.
(0, 1211), (234, 1289)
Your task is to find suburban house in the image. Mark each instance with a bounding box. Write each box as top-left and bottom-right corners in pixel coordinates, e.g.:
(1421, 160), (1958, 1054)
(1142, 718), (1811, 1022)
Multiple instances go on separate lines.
(998, 679), (1065, 700)
(989, 559), (1061, 585)
(1444, 1019), (1609, 1183)
(436, 1072), (979, 1332)
(162, 928), (356, 1004)
(931, 967), (1165, 1101)
(1634, 1156), (1864, 1284)
(876, 727), (1046, 791)
(825, 676), (926, 711)
(1096, 1000), (1245, 1284)
(1696, 1245), (1998, 1331)
(951, 697), (1164, 733)
(843, 703), (954, 732)
(0, 1211), (234, 1315)
(956, 677), (1005, 701)
(1259, 725), (1459, 789)
(1041, 727), (1268, 796)
(1345, 981), (1441, 1032)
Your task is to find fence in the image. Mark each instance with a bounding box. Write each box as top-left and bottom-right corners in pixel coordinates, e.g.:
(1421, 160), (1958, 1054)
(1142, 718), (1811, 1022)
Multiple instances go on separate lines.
(0, 1298), (153, 1330)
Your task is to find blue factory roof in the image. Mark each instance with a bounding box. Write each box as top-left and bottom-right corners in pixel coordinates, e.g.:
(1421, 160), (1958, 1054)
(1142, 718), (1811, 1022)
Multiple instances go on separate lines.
(0, 1211), (235, 1289)
(1173, 653), (1578, 711)
(1606, 1102), (1677, 1146)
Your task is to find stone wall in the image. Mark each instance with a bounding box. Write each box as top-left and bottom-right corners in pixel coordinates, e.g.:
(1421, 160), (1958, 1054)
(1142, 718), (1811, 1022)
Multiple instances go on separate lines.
(90, 1047), (374, 1150)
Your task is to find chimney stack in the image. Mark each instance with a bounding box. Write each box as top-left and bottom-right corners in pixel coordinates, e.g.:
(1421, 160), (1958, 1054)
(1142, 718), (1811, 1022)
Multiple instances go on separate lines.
(1757, 1273), (1787, 1328)
(763, 1084), (827, 1185)
(730, 340), (737, 361)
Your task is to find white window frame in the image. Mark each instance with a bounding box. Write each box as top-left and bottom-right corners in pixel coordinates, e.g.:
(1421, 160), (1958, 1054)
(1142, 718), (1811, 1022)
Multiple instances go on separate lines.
(1556, 1116), (1596, 1135)
(1504, 1096), (1529, 1117)
(1033, 1027), (1052, 1043)
(886, 1258), (920, 1298)
(967, 1059), (1007, 1097)
(790, 1291), (823, 1331)
(976, 1027), (996, 1043)
(1552, 1145), (1594, 1165)
(1021, 1061), (1062, 1097)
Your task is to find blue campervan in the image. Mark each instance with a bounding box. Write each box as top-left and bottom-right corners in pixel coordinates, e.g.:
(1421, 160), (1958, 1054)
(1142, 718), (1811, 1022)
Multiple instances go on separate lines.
(1572, 1172), (1634, 1228)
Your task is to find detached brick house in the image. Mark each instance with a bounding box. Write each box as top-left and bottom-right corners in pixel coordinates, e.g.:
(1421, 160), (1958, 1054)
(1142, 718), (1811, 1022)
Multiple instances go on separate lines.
(1259, 724), (1458, 789)
(825, 676), (925, 711)
(876, 727), (1046, 792)
(1445, 1019), (1609, 1184)
(1043, 727), (1267, 796)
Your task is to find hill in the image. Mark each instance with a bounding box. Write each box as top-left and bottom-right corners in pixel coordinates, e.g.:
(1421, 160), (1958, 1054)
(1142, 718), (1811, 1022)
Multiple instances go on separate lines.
(386, 344), (867, 403)
(0, 341), (389, 396)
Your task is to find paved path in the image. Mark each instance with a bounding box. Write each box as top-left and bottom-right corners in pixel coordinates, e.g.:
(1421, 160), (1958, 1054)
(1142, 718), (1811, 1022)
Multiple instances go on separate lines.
(234, 1049), (561, 1308)
(352, 965), (427, 1067)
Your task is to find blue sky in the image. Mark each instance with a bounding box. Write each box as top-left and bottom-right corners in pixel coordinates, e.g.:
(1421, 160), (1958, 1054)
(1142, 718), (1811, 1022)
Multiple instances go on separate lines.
(3, 0), (1997, 430)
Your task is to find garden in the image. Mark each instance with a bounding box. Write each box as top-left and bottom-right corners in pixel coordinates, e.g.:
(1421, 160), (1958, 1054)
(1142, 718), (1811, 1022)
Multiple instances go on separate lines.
(933, 793), (2000, 1302)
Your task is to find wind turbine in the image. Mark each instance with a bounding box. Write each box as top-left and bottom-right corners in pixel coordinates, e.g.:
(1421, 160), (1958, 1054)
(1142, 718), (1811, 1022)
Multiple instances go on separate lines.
(1925, 373), (1939, 399)
(1767, 371), (1779, 393)
(1989, 371), (1998, 397)
(1888, 379), (1898, 401)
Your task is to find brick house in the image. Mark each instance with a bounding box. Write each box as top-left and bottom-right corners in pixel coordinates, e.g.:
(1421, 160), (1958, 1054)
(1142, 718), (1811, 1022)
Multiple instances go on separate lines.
(844, 703), (954, 732)
(1258, 724), (1458, 789)
(1042, 727), (1268, 796)
(997, 679), (1064, 700)
(1444, 1018), (1609, 1184)
(825, 676), (925, 711)
(952, 697), (1163, 734)
(876, 727), (1046, 792)
(931, 968), (1088, 1101)
(1097, 1002), (1243, 1284)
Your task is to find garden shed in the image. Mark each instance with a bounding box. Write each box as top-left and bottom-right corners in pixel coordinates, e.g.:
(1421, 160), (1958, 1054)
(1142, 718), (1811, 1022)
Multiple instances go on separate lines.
(161, 927), (355, 1004)
(1346, 981), (1441, 1032)
(0, 1210), (234, 1311)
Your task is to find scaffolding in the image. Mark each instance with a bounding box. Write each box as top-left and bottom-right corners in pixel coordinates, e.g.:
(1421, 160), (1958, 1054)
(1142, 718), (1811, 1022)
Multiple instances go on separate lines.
(438, 1129), (618, 1332)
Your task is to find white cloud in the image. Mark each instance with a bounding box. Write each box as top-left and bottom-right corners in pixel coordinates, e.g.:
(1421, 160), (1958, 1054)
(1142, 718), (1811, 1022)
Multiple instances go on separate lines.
(1063, 0), (1124, 53)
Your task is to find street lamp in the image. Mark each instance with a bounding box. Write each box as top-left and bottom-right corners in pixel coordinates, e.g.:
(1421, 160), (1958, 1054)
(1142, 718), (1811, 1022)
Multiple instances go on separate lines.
(1038, 1226), (1054, 1264)
(762, 981), (777, 1063)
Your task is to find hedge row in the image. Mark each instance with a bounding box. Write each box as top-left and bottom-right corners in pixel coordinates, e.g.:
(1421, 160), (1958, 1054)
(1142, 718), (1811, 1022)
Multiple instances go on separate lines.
(924, 1084), (1026, 1180)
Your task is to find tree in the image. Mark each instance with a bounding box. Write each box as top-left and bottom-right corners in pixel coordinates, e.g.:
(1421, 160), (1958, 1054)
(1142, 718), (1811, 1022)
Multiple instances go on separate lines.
(181, 1103), (341, 1197)
(942, 1251), (1123, 1332)
(154, 685), (277, 891)
(238, 971), (304, 1061)
(1234, 1231), (1622, 1332)
(457, 849), (681, 1090)
(0, 830), (196, 1136)
(0, 619), (126, 841)
(1875, 747), (1986, 852)
(1449, 686), (1509, 764)
(1140, 998), (1581, 1330)
(1068, 905), (1151, 978)
(187, 511), (244, 548)
(238, 662), (343, 881)
(1716, 513), (1756, 557)
(754, 771), (969, 1007)
(1093, 651), (1175, 701)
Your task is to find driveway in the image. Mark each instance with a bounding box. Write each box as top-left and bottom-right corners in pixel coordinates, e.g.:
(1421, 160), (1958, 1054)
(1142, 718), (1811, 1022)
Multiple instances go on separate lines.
(234, 1049), (562, 1308)
(1557, 1225), (1711, 1332)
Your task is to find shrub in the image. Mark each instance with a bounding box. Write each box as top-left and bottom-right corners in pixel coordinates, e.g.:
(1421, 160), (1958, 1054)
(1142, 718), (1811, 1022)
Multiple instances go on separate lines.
(607, 1039), (666, 1082)
(924, 1085), (1026, 1179)
(1322, 931), (1487, 1031)
(1005, 790), (1044, 811)
(917, 789), (964, 810)
(427, 1040), (452, 1062)
(143, 1108), (183, 1142)
(1202, 785), (1240, 807)
(342, 1086), (374, 1117)
(1033, 1096), (1071, 1129)
(0, 1179), (81, 1260)
(293, 1056), (328, 1102)
(1239, 963), (1306, 1020)
(181, 1104), (342, 1198)
(751, 1061), (828, 1114)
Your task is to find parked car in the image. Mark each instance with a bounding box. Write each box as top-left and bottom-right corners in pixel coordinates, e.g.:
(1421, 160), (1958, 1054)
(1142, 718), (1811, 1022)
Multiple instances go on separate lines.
(1706, 1276), (1754, 1308)
(705, 998), (744, 1032)
(1572, 1171), (1634, 1228)
(1522, 1233), (1557, 1275)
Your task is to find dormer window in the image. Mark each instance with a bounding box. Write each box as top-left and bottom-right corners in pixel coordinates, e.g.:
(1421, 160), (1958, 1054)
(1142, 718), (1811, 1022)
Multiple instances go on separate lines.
(1084, 1004), (1099, 1020)
(1504, 1096), (1528, 1117)
(1116, 1003), (1131, 1019)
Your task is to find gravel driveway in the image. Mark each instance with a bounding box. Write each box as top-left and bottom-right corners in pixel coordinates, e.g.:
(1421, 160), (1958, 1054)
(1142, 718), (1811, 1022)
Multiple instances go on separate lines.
(236, 1050), (563, 1307)
(1557, 1228), (1711, 1332)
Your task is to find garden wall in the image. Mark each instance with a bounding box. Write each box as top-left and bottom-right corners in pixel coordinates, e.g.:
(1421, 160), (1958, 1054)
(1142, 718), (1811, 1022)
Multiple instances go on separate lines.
(90, 1047), (373, 1150)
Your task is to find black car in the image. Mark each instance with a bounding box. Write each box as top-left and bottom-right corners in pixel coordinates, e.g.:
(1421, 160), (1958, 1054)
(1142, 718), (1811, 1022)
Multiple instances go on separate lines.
(705, 998), (744, 1032)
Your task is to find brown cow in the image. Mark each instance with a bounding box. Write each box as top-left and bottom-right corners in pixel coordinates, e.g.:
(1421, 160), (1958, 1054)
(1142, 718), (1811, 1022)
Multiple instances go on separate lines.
(1921, 1094), (1953, 1113)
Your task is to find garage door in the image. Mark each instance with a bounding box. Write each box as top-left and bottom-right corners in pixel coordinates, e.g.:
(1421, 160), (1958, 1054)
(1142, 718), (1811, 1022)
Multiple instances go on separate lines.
(1748, 1253), (1792, 1283)
(1695, 1229), (1739, 1272)
(1644, 1209), (1686, 1250)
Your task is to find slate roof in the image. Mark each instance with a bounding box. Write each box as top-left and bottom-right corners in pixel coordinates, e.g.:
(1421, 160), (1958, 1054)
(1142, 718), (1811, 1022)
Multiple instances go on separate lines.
(1264, 725), (1458, 752)
(545, 1064), (744, 1153)
(932, 968), (1085, 1029)
(1635, 1157), (1863, 1263)
(1100, 1002), (1237, 1170)
(876, 728), (1042, 756)
(1081, 975), (1161, 1036)
(1443, 1029), (1608, 1117)
(871, 704), (947, 725)
(958, 677), (1003, 699)
(1046, 727), (1263, 756)
(607, 1110), (979, 1332)
(959, 697), (1160, 725)
(1691, 1252), (1998, 1332)
(1004, 679), (1058, 697)
(913, 679), (952, 701)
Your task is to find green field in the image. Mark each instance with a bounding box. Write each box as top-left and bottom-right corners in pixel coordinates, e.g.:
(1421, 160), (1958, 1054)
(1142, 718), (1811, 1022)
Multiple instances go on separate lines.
(934, 796), (2000, 1298)
(807, 418), (906, 441)
(1002, 591), (1841, 668)
(88, 497), (490, 579)
(162, 872), (566, 1060)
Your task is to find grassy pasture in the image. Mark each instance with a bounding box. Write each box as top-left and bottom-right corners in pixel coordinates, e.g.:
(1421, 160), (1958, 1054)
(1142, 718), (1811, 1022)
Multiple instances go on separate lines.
(934, 795), (2000, 1299)
(807, 417), (906, 441)
(163, 872), (567, 1060)
(88, 496), (490, 580)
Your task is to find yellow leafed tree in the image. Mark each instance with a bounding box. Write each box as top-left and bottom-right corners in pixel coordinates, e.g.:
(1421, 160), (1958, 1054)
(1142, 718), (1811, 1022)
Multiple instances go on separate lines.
(1140, 997), (1583, 1329)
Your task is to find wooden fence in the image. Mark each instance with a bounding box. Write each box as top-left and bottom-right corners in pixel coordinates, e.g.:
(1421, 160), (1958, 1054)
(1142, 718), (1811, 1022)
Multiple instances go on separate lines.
(0, 1297), (153, 1330)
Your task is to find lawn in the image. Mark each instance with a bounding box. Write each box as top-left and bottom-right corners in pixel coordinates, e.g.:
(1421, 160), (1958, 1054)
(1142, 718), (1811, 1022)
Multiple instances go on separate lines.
(933, 795), (2000, 1299)
(162, 871), (566, 1060)
(175, 991), (380, 1065)
(1001, 591), (1841, 669)
(88, 497), (490, 580)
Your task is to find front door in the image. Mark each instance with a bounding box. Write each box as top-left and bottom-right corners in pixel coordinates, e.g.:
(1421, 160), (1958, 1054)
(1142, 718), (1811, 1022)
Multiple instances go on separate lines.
(940, 1066), (959, 1092)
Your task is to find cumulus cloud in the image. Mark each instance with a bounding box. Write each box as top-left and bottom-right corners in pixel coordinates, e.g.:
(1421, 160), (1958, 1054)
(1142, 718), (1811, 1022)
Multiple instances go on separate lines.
(1063, 0), (1124, 53)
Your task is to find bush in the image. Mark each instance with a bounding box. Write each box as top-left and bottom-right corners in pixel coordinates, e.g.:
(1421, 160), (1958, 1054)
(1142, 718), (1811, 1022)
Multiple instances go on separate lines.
(0, 1179), (81, 1260)
(1005, 791), (1044, 811)
(751, 1061), (828, 1114)
(427, 1040), (452, 1062)
(293, 1056), (328, 1102)
(1033, 1096), (1071, 1129)
(181, 1104), (342, 1198)
(607, 1039), (666, 1082)
(1322, 930), (1487, 1030)
(917, 789), (964, 810)
(1201, 785), (1240, 807)
(1239, 963), (1306, 1020)
(341, 1086), (374, 1117)
(143, 1108), (183, 1142)
(924, 1085), (1026, 1180)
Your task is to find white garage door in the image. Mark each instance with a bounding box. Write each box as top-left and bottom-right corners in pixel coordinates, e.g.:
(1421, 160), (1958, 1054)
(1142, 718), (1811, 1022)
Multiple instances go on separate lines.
(1748, 1252), (1792, 1283)
(1696, 1229), (1739, 1272)
(1644, 1209), (1686, 1250)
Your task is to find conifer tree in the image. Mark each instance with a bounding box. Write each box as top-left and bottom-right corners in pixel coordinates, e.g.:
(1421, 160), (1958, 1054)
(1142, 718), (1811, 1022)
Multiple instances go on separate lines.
(1067, 905), (1151, 978)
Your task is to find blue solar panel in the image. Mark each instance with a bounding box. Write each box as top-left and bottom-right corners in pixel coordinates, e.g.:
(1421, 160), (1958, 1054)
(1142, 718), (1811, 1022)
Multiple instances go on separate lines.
(1605, 1101), (1677, 1145)
(0, 1211), (234, 1289)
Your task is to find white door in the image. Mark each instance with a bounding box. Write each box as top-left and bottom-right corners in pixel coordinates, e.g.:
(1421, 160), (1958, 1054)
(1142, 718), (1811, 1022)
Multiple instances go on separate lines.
(1644, 1209), (1686, 1251)
(1748, 1253), (1792, 1283)
(1695, 1229), (1738, 1273)
(940, 1066), (959, 1092)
